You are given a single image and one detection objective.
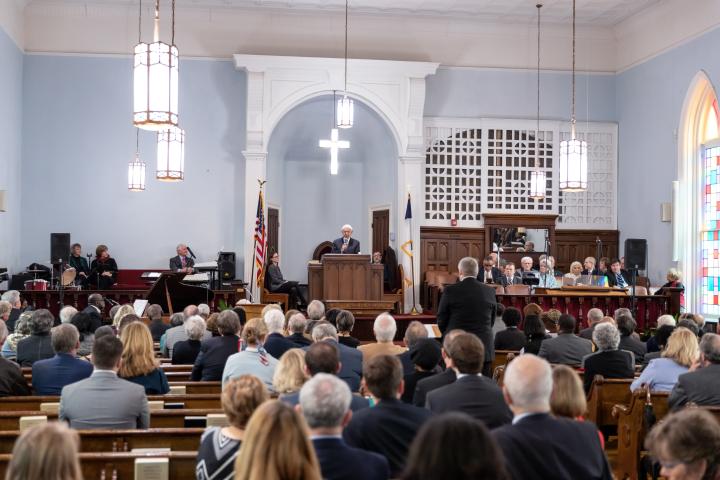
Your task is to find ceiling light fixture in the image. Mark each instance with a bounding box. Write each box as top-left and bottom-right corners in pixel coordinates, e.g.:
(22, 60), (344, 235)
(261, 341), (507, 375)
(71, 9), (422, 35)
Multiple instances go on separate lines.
(128, 129), (146, 191)
(336, 0), (353, 129)
(529, 3), (546, 201)
(157, 126), (184, 181)
(321, 91), (350, 175)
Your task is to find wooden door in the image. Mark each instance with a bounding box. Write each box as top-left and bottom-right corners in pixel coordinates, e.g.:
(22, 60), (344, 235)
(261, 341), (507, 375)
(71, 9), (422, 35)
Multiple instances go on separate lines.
(372, 209), (390, 255)
(267, 207), (279, 256)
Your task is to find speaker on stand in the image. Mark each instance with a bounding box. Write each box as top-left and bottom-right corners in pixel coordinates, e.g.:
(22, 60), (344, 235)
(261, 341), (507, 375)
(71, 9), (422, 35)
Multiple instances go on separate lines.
(217, 252), (236, 287)
(50, 233), (71, 308)
(624, 238), (648, 320)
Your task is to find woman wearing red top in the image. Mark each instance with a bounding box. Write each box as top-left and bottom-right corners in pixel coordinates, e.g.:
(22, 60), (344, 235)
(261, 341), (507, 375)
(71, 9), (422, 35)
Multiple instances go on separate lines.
(550, 365), (605, 449)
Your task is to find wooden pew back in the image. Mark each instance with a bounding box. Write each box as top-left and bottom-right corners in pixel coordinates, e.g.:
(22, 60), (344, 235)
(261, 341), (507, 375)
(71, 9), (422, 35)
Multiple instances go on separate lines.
(0, 394), (221, 412)
(585, 376), (633, 428)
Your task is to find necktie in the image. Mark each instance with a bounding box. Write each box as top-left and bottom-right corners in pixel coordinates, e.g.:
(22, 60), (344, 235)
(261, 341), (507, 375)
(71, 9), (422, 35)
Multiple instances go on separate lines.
(617, 274), (626, 288)
(181, 257), (186, 268)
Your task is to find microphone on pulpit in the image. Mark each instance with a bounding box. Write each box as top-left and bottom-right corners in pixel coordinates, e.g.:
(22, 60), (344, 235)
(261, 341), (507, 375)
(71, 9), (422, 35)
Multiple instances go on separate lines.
(187, 246), (197, 259)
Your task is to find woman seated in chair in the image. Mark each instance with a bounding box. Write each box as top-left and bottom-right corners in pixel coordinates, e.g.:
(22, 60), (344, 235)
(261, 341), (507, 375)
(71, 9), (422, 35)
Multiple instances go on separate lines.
(266, 252), (307, 309)
(655, 268), (685, 309)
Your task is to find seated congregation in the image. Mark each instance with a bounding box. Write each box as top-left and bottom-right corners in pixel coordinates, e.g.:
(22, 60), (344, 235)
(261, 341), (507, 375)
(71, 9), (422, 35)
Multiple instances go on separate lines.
(0, 269), (718, 480)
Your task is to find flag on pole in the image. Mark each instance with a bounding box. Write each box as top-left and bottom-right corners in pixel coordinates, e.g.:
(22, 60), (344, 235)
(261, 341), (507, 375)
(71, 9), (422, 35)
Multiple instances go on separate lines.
(404, 193), (413, 220)
(254, 190), (266, 287)
(401, 193), (414, 287)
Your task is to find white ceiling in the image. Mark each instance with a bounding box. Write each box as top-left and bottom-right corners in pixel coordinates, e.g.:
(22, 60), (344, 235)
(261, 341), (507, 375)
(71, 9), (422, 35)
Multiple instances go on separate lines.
(25, 0), (662, 26)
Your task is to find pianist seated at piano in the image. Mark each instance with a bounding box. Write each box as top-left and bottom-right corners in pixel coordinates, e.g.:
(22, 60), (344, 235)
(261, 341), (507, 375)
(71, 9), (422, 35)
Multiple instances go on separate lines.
(169, 243), (194, 273)
(266, 252), (307, 309)
(89, 245), (117, 289)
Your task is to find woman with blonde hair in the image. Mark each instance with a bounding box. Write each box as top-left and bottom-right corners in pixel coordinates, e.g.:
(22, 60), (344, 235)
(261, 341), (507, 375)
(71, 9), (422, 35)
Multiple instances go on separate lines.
(234, 400), (322, 480)
(221, 317), (278, 390)
(119, 322), (169, 394)
(112, 304), (135, 329)
(273, 348), (309, 396)
(631, 327), (699, 392)
(563, 261), (583, 284)
(551, 365), (604, 448)
(6, 422), (82, 480)
(196, 375), (269, 480)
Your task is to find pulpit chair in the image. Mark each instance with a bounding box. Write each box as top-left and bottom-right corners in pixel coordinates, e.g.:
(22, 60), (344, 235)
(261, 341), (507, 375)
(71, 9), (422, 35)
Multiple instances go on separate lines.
(422, 270), (441, 308)
(260, 270), (288, 312)
(429, 272), (458, 313)
(383, 264), (406, 314)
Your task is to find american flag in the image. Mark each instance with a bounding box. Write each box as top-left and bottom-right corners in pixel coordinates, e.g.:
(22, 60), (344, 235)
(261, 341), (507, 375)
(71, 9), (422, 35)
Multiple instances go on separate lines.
(254, 189), (266, 287)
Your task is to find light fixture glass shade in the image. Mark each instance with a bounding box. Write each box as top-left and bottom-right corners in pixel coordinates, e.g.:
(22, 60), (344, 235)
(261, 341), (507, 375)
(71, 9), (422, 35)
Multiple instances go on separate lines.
(529, 170), (546, 200)
(128, 153), (146, 191)
(559, 136), (588, 191)
(134, 41), (179, 131)
(156, 126), (184, 181)
(336, 95), (354, 129)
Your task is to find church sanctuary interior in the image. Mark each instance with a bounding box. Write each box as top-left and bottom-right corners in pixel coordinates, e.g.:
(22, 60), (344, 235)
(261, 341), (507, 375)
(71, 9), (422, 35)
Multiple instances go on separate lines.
(3, 0), (720, 479)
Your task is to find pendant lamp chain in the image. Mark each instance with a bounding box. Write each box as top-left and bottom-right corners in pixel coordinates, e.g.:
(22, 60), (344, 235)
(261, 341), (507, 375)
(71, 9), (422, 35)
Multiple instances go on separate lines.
(529, 3), (546, 200)
(336, 0), (354, 128)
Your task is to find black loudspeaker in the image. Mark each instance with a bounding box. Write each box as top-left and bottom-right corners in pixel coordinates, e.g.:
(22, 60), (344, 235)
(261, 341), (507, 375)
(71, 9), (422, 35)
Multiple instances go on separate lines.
(50, 233), (71, 264)
(624, 238), (647, 270)
(9, 273), (33, 290)
(218, 252), (236, 281)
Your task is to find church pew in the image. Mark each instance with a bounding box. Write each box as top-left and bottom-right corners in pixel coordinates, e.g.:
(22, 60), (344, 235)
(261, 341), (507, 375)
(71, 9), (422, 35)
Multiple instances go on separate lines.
(0, 408), (223, 430)
(0, 394), (221, 412)
(23, 370), (194, 383)
(492, 353), (516, 387)
(0, 451), (197, 480)
(491, 350), (519, 376)
(612, 389), (670, 480)
(0, 428), (204, 454)
(21, 364), (193, 376)
(585, 376), (633, 430)
(169, 382), (222, 394)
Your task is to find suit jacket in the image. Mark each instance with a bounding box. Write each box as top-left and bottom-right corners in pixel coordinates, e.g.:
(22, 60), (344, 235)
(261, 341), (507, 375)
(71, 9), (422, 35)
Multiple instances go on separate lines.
(313, 437), (391, 480)
(263, 332), (297, 360)
(582, 349), (635, 393)
(538, 333), (594, 365)
(437, 277), (496, 362)
(331, 237), (361, 254)
(343, 398), (432, 476)
(266, 264), (287, 291)
(81, 305), (104, 333)
(499, 274), (523, 286)
(330, 340), (363, 392)
(358, 342), (406, 365)
(619, 335), (646, 364)
(426, 374), (512, 428)
(59, 370), (149, 429)
(6, 308), (21, 332)
(477, 267), (503, 284)
(401, 371), (436, 404)
(0, 357), (31, 397)
(286, 332), (312, 348)
(579, 326), (595, 340)
(169, 255), (194, 272)
(191, 335), (240, 381)
(281, 390), (370, 412)
(607, 272), (629, 288)
(412, 367), (456, 407)
(398, 350), (414, 376)
(493, 413), (612, 480)
(668, 363), (720, 410)
(494, 328), (527, 351)
(148, 320), (169, 342)
(32, 353), (94, 395)
(16, 333), (54, 367)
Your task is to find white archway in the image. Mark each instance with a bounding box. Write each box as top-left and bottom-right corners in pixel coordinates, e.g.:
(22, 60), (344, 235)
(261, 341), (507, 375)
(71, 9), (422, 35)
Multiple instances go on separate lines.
(234, 54), (438, 310)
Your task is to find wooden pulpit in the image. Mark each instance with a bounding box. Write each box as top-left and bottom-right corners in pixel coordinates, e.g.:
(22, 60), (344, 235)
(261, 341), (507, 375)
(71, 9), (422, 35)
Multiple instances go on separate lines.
(308, 254), (384, 303)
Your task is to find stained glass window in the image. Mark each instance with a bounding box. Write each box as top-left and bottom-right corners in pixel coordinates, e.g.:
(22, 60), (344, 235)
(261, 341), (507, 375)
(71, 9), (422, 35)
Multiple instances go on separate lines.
(702, 144), (720, 315)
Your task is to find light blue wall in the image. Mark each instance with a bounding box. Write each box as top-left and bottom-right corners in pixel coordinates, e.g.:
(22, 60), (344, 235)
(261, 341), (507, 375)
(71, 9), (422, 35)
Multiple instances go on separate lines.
(616, 26), (720, 282)
(267, 95), (397, 281)
(0, 28), (23, 273)
(20, 55), (246, 271)
(425, 68), (616, 122)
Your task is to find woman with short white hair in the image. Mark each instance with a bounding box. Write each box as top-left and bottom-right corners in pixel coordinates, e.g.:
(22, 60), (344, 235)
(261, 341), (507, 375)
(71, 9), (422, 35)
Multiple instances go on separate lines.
(171, 316), (207, 365)
(656, 268), (686, 309)
(581, 323), (635, 394)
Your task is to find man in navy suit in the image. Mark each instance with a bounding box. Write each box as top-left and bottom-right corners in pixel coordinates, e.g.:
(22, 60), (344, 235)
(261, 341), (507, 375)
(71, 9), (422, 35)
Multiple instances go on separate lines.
(493, 355), (612, 480)
(32, 324), (93, 395)
(331, 224), (361, 254)
(262, 309), (296, 360)
(499, 262), (523, 286)
(299, 374), (390, 480)
(309, 322), (363, 392)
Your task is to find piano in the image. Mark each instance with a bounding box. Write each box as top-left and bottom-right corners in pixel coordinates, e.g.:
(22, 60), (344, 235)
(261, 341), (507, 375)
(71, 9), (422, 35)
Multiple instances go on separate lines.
(145, 272), (214, 314)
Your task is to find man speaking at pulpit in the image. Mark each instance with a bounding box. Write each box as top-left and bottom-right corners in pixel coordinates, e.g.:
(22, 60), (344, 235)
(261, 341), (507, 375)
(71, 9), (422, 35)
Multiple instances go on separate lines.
(331, 224), (360, 254)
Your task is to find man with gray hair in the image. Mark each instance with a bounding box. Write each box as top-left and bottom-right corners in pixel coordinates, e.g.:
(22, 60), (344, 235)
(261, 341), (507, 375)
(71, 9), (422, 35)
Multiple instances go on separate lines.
(493, 355), (612, 480)
(169, 243), (194, 273)
(311, 322), (363, 392)
(305, 299), (326, 335)
(359, 313), (404, 364)
(31, 323), (93, 395)
(146, 304), (168, 341)
(197, 304), (211, 319)
(0, 321), (31, 396)
(398, 320), (428, 375)
(579, 307), (606, 340)
(1, 290), (22, 332)
(331, 224), (360, 254)
(437, 256), (497, 376)
(17, 309), (56, 367)
(581, 322), (635, 394)
(263, 308), (296, 359)
(669, 333), (720, 409)
(286, 312), (311, 347)
(162, 309), (211, 358)
(59, 306), (78, 324)
(298, 374), (390, 479)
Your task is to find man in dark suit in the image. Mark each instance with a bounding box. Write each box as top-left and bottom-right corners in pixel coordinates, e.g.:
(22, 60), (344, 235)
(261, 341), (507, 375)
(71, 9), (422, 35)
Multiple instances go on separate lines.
(426, 333), (512, 428)
(579, 308), (605, 339)
(343, 355), (432, 476)
(581, 323), (635, 394)
(477, 255), (503, 284)
(310, 322), (363, 392)
(263, 309), (297, 359)
(16, 309), (55, 367)
(81, 293), (105, 333)
(538, 314), (593, 365)
(282, 341), (369, 412)
(669, 333), (720, 409)
(169, 243), (195, 272)
(412, 330), (462, 407)
(146, 304), (168, 342)
(499, 262), (523, 286)
(59, 335), (149, 429)
(606, 258), (629, 288)
(493, 355), (612, 480)
(32, 323), (93, 395)
(494, 307), (527, 351)
(331, 224), (361, 254)
(299, 374), (390, 480)
(437, 257), (496, 376)
(398, 321), (428, 375)
(616, 313), (646, 364)
(285, 312), (312, 347)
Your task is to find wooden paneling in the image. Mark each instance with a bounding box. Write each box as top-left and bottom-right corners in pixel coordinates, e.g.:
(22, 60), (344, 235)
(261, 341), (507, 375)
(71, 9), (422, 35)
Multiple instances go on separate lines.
(554, 230), (619, 272)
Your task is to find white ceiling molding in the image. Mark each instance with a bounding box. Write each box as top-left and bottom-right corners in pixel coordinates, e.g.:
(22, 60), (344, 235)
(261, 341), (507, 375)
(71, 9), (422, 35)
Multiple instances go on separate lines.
(0, 0), (26, 50)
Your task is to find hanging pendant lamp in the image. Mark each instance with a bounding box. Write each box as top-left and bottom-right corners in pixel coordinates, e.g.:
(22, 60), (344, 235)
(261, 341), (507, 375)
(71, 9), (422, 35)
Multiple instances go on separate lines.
(559, 0), (588, 192)
(157, 126), (184, 181)
(128, 129), (146, 191)
(322, 91), (350, 174)
(133, 0), (179, 131)
(529, 3), (546, 200)
(336, 0), (353, 128)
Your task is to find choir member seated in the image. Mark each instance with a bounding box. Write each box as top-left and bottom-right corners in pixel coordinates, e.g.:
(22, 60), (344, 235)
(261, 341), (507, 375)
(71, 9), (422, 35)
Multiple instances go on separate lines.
(68, 242), (90, 287)
(89, 244), (118, 289)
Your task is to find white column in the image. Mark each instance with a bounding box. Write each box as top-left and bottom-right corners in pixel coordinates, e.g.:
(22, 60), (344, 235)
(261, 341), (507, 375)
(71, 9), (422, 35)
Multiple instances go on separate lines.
(243, 151), (267, 289)
(398, 154), (424, 313)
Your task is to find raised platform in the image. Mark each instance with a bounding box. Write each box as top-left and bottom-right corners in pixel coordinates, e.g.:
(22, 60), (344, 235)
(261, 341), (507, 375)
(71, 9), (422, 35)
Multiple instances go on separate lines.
(324, 300), (396, 317)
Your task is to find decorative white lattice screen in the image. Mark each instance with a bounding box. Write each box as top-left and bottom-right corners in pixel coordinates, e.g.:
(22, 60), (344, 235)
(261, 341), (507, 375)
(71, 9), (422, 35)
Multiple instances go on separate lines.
(424, 118), (617, 230)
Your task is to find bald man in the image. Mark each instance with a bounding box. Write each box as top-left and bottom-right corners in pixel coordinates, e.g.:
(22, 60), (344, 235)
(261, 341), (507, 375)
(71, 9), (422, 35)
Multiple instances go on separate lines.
(331, 224), (360, 254)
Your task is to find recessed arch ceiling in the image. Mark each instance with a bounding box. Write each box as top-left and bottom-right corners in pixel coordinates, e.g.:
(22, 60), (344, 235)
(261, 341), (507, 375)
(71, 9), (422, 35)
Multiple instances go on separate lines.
(25, 0), (662, 26)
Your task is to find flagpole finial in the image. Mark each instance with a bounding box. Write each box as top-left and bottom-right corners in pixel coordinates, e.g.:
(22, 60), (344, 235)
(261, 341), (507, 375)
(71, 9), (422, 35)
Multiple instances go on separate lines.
(257, 179), (267, 189)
